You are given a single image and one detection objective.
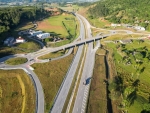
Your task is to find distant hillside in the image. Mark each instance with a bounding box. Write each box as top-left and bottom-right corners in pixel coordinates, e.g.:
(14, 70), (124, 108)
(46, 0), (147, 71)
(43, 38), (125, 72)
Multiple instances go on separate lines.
(88, 0), (150, 30)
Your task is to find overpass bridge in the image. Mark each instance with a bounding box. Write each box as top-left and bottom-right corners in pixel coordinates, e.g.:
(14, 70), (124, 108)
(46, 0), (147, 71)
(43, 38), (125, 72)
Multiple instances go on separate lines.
(34, 34), (111, 58)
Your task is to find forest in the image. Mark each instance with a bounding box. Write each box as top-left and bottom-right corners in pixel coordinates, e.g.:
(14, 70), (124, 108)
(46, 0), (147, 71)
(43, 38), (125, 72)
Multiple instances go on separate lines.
(88, 0), (150, 30)
(0, 6), (50, 41)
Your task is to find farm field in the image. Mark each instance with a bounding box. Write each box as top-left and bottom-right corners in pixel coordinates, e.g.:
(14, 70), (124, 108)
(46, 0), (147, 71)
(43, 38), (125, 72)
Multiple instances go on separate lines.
(36, 14), (77, 38)
(104, 39), (150, 113)
(32, 51), (74, 113)
(0, 69), (35, 113)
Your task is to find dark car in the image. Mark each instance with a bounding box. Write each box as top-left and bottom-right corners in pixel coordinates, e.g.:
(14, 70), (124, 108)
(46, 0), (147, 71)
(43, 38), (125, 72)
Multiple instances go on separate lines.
(30, 59), (34, 61)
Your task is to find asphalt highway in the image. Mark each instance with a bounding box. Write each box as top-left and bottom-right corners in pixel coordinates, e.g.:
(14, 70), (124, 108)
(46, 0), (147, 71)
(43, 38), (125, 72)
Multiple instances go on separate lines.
(72, 14), (98, 113)
(50, 13), (85, 113)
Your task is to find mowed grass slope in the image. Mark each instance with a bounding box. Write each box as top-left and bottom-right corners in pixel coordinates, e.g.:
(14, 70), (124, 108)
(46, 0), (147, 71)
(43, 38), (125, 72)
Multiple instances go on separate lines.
(5, 57), (27, 65)
(16, 41), (41, 50)
(0, 69), (35, 113)
(38, 50), (66, 59)
(32, 53), (74, 113)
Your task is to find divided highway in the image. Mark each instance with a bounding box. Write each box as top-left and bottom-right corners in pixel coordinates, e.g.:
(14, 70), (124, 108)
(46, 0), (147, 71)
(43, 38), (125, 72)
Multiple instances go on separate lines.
(72, 14), (98, 113)
(50, 13), (85, 113)
(0, 12), (147, 113)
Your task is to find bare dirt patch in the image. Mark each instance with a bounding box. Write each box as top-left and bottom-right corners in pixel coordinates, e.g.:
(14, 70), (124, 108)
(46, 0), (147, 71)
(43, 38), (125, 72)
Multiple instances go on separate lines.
(37, 21), (63, 30)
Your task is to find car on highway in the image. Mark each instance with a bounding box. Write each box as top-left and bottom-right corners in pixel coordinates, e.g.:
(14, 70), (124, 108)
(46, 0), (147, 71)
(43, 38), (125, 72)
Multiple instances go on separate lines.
(83, 80), (86, 85)
(30, 59), (34, 61)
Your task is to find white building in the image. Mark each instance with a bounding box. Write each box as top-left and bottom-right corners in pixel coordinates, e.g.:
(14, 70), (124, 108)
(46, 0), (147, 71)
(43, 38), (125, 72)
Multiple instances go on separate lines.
(16, 37), (25, 43)
(37, 33), (50, 39)
(134, 26), (145, 31)
(111, 23), (121, 27)
(29, 31), (43, 36)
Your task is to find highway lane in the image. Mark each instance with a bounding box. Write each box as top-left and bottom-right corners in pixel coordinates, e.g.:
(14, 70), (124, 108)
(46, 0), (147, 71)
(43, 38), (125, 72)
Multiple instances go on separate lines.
(25, 68), (45, 113)
(72, 43), (96, 113)
(50, 13), (85, 113)
(72, 14), (97, 113)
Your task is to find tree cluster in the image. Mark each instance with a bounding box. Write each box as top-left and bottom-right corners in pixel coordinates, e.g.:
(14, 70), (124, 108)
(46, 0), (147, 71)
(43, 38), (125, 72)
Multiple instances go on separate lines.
(88, 0), (150, 30)
(0, 6), (50, 35)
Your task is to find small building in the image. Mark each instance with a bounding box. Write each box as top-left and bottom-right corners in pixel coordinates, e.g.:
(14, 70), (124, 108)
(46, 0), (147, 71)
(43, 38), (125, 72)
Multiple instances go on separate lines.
(16, 37), (25, 43)
(29, 30), (43, 36)
(111, 23), (121, 27)
(4, 37), (14, 46)
(119, 39), (132, 44)
(37, 33), (50, 39)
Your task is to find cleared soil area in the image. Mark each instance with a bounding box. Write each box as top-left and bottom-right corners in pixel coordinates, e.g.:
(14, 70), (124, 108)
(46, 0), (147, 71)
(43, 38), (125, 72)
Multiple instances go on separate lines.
(0, 69), (35, 113)
(37, 21), (63, 31)
(32, 52), (74, 113)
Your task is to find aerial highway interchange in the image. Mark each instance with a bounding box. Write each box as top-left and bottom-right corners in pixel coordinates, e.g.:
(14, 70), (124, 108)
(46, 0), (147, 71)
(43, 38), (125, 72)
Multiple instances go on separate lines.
(0, 13), (148, 113)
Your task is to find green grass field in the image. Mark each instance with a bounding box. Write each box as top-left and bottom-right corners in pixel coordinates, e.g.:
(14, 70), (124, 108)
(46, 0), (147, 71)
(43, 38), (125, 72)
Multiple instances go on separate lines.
(0, 69), (35, 113)
(5, 57), (28, 65)
(36, 14), (78, 38)
(88, 17), (110, 28)
(16, 41), (41, 50)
